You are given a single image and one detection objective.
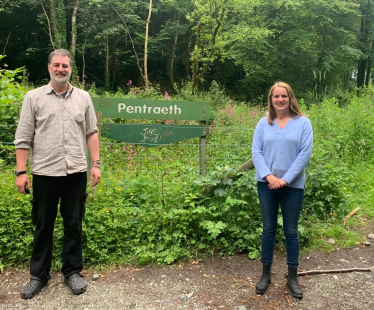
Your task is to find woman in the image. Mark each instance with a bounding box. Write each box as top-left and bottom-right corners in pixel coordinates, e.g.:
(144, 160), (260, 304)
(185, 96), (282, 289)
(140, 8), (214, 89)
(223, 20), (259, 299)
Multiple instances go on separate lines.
(251, 82), (313, 299)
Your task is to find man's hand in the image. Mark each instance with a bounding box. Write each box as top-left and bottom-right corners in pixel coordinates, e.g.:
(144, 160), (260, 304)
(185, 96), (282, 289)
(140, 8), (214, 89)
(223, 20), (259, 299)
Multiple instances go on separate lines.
(15, 174), (31, 194)
(90, 166), (101, 187)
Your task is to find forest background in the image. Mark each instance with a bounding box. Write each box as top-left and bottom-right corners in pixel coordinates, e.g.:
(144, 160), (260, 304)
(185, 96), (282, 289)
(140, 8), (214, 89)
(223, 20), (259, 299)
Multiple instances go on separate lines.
(1, 0), (374, 99)
(0, 0), (374, 271)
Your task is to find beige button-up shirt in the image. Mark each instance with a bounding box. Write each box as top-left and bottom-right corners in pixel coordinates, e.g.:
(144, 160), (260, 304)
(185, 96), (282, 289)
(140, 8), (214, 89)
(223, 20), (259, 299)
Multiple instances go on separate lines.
(14, 83), (98, 176)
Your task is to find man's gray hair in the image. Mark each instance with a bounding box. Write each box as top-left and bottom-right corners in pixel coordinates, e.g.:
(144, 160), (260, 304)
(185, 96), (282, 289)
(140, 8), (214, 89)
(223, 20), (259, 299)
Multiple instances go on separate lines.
(48, 49), (73, 67)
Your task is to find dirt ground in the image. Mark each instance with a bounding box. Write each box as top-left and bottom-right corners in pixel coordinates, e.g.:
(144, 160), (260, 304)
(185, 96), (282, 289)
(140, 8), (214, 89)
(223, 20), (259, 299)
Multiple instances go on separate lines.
(0, 245), (373, 310)
(1, 221), (373, 310)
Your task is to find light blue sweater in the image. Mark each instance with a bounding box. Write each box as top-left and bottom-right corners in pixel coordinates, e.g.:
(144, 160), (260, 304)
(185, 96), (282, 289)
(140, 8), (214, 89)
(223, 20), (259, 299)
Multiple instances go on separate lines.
(252, 116), (313, 189)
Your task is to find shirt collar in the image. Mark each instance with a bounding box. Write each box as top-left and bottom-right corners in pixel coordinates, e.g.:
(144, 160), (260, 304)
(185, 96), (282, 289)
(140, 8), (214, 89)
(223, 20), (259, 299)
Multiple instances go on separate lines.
(46, 82), (74, 96)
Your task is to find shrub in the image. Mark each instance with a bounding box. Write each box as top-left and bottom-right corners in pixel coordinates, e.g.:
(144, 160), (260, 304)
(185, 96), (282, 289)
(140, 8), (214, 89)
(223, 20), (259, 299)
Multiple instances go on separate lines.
(0, 88), (370, 269)
(0, 56), (27, 144)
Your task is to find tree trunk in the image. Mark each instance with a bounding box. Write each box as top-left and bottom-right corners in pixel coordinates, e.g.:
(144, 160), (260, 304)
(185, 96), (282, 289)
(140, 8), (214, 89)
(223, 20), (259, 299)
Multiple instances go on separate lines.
(344, 72), (349, 89)
(357, 58), (366, 88)
(365, 56), (372, 86)
(70, 0), (80, 77)
(111, 4), (143, 80)
(144, 0), (152, 91)
(166, 14), (180, 87)
(105, 33), (110, 90)
(357, 2), (370, 88)
(49, 0), (67, 49)
(191, 23), (202, 95)
(190, 2), (226, 95)
(40, 0), (55, 49)
(191, 20), (221, 95)
(50, 0), (58, 46)
(80, 9), (99, 86)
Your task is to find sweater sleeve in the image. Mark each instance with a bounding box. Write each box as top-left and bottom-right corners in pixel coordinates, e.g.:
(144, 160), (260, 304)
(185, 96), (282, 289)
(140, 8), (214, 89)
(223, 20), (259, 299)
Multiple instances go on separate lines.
(252, 118), (272, 180)
(282, 118), (313, 184)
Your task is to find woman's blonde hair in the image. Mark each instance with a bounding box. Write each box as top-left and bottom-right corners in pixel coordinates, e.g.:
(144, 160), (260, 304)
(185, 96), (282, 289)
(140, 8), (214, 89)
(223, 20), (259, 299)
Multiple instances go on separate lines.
(267, 81), (305, 125)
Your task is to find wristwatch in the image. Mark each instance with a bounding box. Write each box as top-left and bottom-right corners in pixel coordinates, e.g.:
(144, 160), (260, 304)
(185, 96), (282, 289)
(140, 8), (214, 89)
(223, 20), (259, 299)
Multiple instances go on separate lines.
(15, 170), (27, 177)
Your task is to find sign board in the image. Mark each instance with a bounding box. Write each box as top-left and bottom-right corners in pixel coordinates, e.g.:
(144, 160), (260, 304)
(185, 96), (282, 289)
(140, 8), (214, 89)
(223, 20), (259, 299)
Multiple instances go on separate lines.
(102, 123), (207, 147)
(92, 98), (209, 121)
(93, 98), (209, 175)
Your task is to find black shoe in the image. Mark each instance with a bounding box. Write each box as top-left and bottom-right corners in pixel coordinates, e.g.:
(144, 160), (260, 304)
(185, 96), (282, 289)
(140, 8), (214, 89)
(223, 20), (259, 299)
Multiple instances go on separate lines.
(255, 264), (271, 294)
(287, 266), (303, 299)
(65, 273), (87, 295)
(21, 276), (48, 299)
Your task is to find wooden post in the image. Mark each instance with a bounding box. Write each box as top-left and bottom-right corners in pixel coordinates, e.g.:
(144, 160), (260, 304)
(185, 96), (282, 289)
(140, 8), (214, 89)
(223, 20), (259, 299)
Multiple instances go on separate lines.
(96, 111), (103, 137)
(199, 104), (208, 176)
(199, 120), (207, 176)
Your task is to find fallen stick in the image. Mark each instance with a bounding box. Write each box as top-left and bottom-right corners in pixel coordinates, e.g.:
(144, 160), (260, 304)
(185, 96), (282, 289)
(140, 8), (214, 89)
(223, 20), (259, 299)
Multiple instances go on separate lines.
(342, 207), (360, 224)
(296, 267), (371, 277)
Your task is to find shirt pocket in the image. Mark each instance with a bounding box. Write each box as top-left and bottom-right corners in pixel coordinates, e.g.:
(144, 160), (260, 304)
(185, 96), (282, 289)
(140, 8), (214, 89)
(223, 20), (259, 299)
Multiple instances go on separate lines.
(74, 112), (84, 123)
(73, 101), (86, 123)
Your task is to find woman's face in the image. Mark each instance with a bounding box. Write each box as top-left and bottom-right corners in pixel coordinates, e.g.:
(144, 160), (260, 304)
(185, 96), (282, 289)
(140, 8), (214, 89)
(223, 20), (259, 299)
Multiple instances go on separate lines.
(271, 86), (290, 114)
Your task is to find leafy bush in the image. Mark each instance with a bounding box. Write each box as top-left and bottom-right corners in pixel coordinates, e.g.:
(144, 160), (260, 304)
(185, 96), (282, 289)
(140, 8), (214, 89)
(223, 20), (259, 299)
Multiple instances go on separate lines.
(304, 140), (350, 219)
(0, 144), (15, 166)
(0, 87), (371, 269)
(0, 56), (27, 143)
(0, 173), (34, 271)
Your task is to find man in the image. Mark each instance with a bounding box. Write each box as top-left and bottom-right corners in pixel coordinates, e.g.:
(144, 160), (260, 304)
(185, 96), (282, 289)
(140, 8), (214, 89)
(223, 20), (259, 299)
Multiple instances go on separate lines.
(14, 49), (101, 299)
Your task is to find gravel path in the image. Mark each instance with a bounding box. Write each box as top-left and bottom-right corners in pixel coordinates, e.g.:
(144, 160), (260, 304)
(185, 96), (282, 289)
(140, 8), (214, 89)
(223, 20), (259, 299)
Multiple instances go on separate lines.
(0, 245), (373, 310)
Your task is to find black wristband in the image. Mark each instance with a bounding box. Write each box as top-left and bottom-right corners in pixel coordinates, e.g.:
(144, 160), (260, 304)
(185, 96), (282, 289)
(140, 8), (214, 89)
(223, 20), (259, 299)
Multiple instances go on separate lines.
(15, 170), (27, 177)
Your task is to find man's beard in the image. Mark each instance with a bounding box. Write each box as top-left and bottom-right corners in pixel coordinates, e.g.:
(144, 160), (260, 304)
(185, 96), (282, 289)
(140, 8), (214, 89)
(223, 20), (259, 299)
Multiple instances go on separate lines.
(51, 73), (70, 84)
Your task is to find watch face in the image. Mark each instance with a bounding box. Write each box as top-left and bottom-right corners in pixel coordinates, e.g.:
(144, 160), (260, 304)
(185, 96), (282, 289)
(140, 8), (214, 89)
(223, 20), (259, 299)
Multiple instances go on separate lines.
(15, 171), (26, 176)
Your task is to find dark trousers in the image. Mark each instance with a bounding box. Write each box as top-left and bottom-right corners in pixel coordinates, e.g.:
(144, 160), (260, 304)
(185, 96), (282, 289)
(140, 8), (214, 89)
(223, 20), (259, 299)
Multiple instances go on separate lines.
(257, 181), (304, 267)
(30, 172), (87, 280)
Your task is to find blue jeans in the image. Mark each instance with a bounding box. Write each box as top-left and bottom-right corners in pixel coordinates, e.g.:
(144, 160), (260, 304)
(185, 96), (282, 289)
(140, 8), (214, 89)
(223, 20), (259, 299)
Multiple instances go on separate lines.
(257, 181), (304, 267)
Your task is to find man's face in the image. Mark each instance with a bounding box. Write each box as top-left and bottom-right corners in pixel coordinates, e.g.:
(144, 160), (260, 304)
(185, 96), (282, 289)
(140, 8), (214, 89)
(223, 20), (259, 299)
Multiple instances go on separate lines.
(48, 55), (71, 85)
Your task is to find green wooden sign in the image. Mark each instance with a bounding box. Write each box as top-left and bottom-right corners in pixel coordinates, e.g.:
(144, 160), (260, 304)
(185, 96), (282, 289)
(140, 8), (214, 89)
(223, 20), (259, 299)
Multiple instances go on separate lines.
(101, 123), (208, 147)
(93, 98), (210, 174)
(92, 98), (209, 121)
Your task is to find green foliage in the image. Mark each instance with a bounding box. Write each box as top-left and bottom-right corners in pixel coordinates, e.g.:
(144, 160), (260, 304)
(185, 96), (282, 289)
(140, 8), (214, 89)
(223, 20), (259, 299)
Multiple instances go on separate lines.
(0, 173), (34, 269)
(0, 0), (370, 101)
(304, 143), (350, 219)
(1, 88), (373, 268)
(308, 95), (374, 161)
(0, 56), (27, 143)
(301, 95), (374, 220)
(0, 144), (16, 166)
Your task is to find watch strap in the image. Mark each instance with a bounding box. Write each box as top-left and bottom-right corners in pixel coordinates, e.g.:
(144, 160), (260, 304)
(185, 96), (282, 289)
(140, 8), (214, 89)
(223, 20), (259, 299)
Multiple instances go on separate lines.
(15, 170), (27, 177)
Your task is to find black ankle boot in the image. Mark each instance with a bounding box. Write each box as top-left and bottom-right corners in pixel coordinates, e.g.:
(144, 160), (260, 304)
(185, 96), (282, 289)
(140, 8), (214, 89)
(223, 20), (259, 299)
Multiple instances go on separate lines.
(287, 266), (303, 299)
(255, 264), (271, 294)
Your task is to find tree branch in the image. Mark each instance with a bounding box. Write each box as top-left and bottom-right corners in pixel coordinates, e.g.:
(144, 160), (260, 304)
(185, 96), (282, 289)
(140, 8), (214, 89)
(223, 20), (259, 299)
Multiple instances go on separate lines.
(110, 3), (143, 80)
(2, 31), (11, 56)
(144, 0), (152, 90)
(40, 0), (55, 50)
(342, 207), (360, 224)
(294, 268), (371, 277)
